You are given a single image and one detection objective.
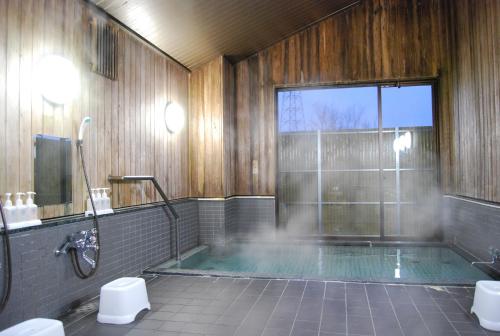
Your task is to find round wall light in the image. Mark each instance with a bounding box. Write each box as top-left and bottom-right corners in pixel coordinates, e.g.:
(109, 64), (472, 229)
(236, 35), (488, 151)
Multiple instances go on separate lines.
(165, 101), (185, 134)
(36, 54), (79, 105)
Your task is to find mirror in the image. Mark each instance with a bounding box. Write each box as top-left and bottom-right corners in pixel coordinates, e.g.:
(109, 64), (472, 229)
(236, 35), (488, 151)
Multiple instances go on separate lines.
(34, 134), (72, 206)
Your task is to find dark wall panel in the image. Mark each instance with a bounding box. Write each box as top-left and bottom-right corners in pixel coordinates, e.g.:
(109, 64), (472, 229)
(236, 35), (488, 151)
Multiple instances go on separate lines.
(444, 196), (500, 273)
(448, 0), (500, 201)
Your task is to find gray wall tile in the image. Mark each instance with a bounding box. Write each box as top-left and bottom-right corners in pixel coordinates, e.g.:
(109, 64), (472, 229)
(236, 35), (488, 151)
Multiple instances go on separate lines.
(197, 197), (276, 243)
(0, 199), (198, 329)
(232, 198), (275, 238)
(0, 196), (277, 329)
(443, 196), (500, 273)
(198, 200), (226, 245)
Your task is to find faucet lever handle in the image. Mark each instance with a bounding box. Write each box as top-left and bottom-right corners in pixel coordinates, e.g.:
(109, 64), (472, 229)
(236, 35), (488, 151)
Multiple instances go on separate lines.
(82, 250), (96, 269)
(493, 248), (500, 260)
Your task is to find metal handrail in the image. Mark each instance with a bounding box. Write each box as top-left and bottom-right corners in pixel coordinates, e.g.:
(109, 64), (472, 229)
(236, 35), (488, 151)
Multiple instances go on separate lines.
(108, 175), (181, 261)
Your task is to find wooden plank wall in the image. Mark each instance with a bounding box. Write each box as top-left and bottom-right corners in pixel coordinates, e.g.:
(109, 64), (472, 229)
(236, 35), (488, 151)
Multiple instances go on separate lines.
(234, 0), (454, 196)
(0, 0), (190, 219)
(189, 57), (223, 197)
(222, 58), (236, 197)
(189, 56), (235, 197)
(448, 0), (500, 202)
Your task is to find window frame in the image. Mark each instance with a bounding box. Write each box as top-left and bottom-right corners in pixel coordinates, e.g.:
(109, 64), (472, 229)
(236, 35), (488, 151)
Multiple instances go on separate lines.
(274, 78), (440, 241)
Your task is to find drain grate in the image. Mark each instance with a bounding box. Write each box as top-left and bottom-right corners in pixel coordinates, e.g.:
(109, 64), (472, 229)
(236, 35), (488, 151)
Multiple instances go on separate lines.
(59, 299), (99, 327)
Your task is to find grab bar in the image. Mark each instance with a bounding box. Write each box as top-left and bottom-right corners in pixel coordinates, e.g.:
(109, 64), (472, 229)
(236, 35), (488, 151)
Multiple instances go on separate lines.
(108, 175), (181, 261)
(471, 247), (500, 266)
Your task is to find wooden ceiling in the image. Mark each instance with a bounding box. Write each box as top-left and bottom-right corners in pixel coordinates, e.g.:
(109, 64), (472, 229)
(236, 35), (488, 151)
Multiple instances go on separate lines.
(91, 0), (359, 69)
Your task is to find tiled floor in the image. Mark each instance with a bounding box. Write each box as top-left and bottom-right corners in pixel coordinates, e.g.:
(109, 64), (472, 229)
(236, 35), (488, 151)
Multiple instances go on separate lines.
(65, 275), (499, 336)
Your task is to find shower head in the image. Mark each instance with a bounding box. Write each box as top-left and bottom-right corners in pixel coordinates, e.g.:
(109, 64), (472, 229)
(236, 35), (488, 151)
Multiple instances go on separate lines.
(77, 116), (91, 145)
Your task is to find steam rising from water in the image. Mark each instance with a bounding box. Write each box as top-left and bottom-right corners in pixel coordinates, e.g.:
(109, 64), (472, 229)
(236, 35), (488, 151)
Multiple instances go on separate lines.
(247, 128), (442, 245)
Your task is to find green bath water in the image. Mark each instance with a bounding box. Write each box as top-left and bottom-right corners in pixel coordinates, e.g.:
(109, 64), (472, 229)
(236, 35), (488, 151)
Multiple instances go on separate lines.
(151, 243), (492, 285)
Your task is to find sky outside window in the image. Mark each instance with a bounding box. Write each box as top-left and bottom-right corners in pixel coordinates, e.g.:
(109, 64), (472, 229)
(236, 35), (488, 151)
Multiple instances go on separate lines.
(382, 85), (433, 128)
(278, 87), (378, 132)
(278, 85), (433, 132)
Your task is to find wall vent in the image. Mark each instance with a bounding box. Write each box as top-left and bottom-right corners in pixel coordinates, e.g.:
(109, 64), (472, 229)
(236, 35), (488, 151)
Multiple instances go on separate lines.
(89, 17), (118, 80)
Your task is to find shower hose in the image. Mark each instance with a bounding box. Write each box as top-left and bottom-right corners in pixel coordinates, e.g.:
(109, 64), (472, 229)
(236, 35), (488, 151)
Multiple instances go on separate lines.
(70, 143), (101, 279)
(0, 199), (12, 313)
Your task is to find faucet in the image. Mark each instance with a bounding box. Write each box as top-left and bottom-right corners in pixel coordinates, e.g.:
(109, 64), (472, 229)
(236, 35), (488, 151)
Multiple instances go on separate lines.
(55, 229), (99, 268)
(472, 247), (500, 266)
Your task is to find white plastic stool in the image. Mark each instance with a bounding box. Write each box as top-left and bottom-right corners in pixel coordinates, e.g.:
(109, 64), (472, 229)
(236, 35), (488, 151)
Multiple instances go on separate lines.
(471, 280), (500, 331)
(97, 277), (150, 324)
(0, 318), (65, 336)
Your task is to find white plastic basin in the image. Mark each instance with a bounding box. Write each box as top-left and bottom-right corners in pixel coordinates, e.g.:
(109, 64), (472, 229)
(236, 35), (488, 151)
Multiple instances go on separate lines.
(97, 277), (150, 324)
(0, 318), (65, 336)
(471, 280), (500, 331)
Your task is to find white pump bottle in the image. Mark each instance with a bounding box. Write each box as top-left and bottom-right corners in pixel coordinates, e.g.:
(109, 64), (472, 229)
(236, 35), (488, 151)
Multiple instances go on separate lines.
(95, 189), (103, 211)
(101, 188), (111, 210)
(87, 189), (96, 213)
(2, 193), (15, 226)
(26, 192), (38, 221)
(15, 192), (26, 223)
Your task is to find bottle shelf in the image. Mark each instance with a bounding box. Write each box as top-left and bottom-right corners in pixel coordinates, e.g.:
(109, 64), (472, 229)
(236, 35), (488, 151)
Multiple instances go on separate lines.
(2, 219), (42, 230)
(85, 209), (114, 217)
